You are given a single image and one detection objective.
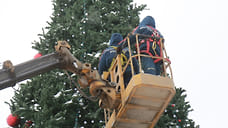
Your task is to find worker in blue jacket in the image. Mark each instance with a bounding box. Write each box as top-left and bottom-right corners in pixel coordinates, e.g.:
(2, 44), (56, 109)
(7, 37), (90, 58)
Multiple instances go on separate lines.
(130, 16), (164, 75)
(98, 33), (139, 87)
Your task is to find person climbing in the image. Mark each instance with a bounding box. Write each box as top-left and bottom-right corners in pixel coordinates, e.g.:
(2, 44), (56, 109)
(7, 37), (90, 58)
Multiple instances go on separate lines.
(98, 33), (139, 87)
(129, 16), (164, 75)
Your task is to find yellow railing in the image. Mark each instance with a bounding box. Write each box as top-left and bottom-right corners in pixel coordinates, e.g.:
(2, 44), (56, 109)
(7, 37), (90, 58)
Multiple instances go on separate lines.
(103, 33), (173, 127)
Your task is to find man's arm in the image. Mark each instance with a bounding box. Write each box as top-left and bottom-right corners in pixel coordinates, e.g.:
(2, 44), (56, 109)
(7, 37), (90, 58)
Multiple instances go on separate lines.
(98, 53), (107, 75)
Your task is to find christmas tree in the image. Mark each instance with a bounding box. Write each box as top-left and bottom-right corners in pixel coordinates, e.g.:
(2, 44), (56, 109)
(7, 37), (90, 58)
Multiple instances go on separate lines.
(7, 0), (145, 127)
(6, 0), (199, 128)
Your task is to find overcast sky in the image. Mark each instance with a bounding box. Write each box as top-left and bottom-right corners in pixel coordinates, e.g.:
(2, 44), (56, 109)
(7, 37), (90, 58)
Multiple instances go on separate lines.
(1, 0), (228, 127)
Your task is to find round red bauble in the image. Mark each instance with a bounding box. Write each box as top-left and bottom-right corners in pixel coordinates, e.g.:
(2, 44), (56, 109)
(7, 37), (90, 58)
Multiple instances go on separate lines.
(171, 104), (175, 107)
(7, 114), (20, 127)
(178, 119), (181, 122)
(34, 53), (42, 59)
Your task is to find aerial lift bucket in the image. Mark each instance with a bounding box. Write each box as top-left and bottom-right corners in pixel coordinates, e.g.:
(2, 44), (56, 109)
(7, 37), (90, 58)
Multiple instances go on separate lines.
(105, 74), (175, 128)
(102, 34), (175, 128)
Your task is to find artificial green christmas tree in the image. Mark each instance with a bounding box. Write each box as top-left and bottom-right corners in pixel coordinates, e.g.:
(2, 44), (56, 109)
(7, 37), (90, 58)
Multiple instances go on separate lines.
(7, 0), (145, 127)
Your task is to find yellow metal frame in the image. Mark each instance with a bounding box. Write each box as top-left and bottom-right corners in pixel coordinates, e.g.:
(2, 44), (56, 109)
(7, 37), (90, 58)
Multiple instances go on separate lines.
(103, 34), (175, 128)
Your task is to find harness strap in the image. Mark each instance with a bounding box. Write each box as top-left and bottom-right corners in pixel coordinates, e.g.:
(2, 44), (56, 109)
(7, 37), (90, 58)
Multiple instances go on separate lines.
(108, 46), (128, 71)
(134, 25), (164, 63)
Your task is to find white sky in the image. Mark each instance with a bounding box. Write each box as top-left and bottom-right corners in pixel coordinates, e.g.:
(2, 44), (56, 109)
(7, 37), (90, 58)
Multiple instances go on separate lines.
(1, 0), (228, 127)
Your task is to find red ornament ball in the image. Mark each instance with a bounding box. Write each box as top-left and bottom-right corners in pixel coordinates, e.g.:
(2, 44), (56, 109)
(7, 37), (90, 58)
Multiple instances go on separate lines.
(7, 114), (20, 127)
(34, 53), (42, 59)
(178, 119), (181, 122)
(171, 104), (175, 107)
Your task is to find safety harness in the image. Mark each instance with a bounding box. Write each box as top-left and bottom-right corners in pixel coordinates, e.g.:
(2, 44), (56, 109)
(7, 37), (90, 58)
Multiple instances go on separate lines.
(108, 46), (128, 71)
(133, 25), (170, 64)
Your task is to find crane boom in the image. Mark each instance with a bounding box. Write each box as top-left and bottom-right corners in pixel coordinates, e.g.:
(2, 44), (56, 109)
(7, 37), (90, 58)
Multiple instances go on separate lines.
(0, 40), (91, 89)
(0, 41), (118, 110)
(0, 53), (61, 90)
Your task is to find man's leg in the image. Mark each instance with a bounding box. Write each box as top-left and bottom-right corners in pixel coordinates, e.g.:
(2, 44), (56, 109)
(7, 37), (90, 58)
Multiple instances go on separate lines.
(155, 61), (162, 75)
(124, 72), (131, 87)
(141, 56), (156, 75)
